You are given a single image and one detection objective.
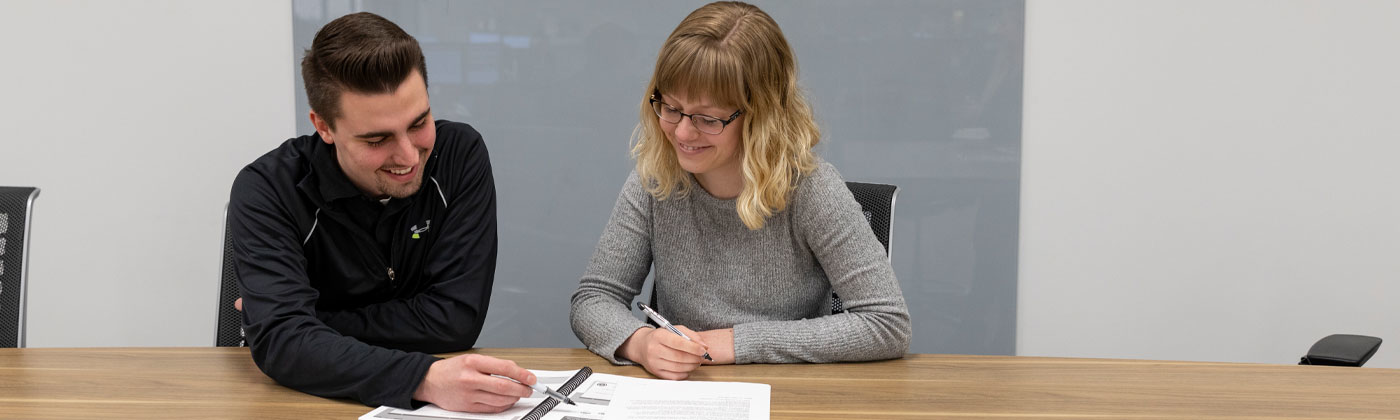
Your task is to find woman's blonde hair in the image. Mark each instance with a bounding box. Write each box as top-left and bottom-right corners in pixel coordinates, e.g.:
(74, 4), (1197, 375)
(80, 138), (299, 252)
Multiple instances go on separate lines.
(631, 1), (820, 230)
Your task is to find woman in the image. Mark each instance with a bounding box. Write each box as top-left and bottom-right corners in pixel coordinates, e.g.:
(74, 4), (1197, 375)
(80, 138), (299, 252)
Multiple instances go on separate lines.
(570, 1), (910, 380)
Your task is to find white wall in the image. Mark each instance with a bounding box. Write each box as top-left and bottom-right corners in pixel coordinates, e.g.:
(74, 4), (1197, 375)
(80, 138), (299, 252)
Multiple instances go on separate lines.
(0, 1), (294, 347)
(1021, 0), (1400, 367)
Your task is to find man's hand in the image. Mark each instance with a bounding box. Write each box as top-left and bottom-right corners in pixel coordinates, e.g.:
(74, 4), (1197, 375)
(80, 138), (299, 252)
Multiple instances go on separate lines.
(234, 298), (243, 312)
(413, 354), (535, 413)
(617, 326), (710, 380)
(695, 328), (735, 364)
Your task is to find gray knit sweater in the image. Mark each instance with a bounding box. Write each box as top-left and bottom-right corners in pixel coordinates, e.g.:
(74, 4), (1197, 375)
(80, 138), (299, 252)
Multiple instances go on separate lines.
(569, 160), (911, 365)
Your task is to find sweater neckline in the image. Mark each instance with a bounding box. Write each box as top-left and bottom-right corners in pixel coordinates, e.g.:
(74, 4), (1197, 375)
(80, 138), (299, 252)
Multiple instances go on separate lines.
(688, 173), (736, 205)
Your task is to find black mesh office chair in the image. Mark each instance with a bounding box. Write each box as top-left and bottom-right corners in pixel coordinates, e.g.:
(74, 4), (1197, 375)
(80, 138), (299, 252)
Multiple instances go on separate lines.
(832, 182), (898, 313)
(0, 186), (39, 348)
(215, 208), (246, 347)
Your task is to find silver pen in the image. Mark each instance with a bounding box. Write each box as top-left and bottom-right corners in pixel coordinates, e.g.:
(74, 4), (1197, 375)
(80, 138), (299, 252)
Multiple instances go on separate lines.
(494, 375), (577, 405)
(636, 302), (714, 361)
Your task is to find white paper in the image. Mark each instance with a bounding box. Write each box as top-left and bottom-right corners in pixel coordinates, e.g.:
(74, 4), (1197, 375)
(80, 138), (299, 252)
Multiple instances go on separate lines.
(361, 369), (768, 420)
(606, 378), (768, 420)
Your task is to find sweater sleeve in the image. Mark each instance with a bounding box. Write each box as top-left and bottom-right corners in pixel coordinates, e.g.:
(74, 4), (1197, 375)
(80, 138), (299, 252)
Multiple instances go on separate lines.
(230, 167), (436, 409)
(731, 164), (912, 363)
(569, 172), (655, 365)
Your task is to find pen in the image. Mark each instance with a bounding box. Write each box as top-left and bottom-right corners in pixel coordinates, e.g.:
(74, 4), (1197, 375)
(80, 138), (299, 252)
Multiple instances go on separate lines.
(636, 302), (713, 361)
(494, 375), (577, 405)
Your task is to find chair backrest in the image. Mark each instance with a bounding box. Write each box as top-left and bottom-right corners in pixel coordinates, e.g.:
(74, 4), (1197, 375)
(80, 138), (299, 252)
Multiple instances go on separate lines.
(1299, 334), (1382, 367)
(215, 207), (246, 347)
(845, 182), (898, 259)
(0, 186), (39, 348)
(832, 182), (899, 313)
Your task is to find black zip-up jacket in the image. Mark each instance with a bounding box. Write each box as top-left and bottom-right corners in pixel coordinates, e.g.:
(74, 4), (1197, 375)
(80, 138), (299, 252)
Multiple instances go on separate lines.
(228, 120), (497, 408)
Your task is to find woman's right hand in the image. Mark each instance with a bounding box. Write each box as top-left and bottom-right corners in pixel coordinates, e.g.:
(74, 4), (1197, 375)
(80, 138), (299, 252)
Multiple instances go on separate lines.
(618, 326), (710, 380)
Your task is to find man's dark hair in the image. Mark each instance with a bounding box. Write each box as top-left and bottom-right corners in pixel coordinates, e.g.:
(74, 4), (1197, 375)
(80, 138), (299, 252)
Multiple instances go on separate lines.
(302, 12), (428, 129)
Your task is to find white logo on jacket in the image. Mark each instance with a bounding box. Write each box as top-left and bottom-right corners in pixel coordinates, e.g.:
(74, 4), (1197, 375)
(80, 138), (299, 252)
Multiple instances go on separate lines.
(410, 220), (431, 239)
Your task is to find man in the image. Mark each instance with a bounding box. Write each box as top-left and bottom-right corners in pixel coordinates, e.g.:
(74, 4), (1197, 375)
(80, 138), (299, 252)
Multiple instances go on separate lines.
(228, 12), (534, 412)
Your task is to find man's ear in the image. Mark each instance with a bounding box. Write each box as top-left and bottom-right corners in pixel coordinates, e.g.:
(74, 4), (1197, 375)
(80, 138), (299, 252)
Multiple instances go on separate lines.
(310, 110), (334, 144)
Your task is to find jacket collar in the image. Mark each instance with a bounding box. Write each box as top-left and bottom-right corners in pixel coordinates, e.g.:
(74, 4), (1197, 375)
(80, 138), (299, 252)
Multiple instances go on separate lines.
(299, 133), (368, 205)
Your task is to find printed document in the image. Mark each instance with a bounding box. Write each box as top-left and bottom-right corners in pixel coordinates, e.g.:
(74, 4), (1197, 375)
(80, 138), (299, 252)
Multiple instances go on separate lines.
(361, 369), (769, 420)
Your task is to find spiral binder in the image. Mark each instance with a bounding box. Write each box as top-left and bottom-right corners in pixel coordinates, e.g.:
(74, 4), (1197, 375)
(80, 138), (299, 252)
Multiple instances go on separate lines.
(521, 366), (593, 420)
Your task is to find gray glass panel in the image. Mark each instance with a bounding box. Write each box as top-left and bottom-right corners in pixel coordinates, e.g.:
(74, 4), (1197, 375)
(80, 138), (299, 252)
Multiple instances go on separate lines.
(292, 0), (1022, 356)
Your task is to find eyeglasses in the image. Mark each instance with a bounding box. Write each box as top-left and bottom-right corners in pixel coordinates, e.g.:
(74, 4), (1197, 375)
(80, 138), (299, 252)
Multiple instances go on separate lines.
(649, 95), (743, 135)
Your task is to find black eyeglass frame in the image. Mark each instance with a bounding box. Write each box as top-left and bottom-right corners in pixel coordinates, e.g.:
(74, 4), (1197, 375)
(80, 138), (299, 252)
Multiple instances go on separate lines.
(648, 95), (744, 135)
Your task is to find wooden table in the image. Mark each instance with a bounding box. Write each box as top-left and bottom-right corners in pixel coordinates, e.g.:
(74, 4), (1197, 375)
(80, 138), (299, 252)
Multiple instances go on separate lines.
(2, 347), (1398, 419)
